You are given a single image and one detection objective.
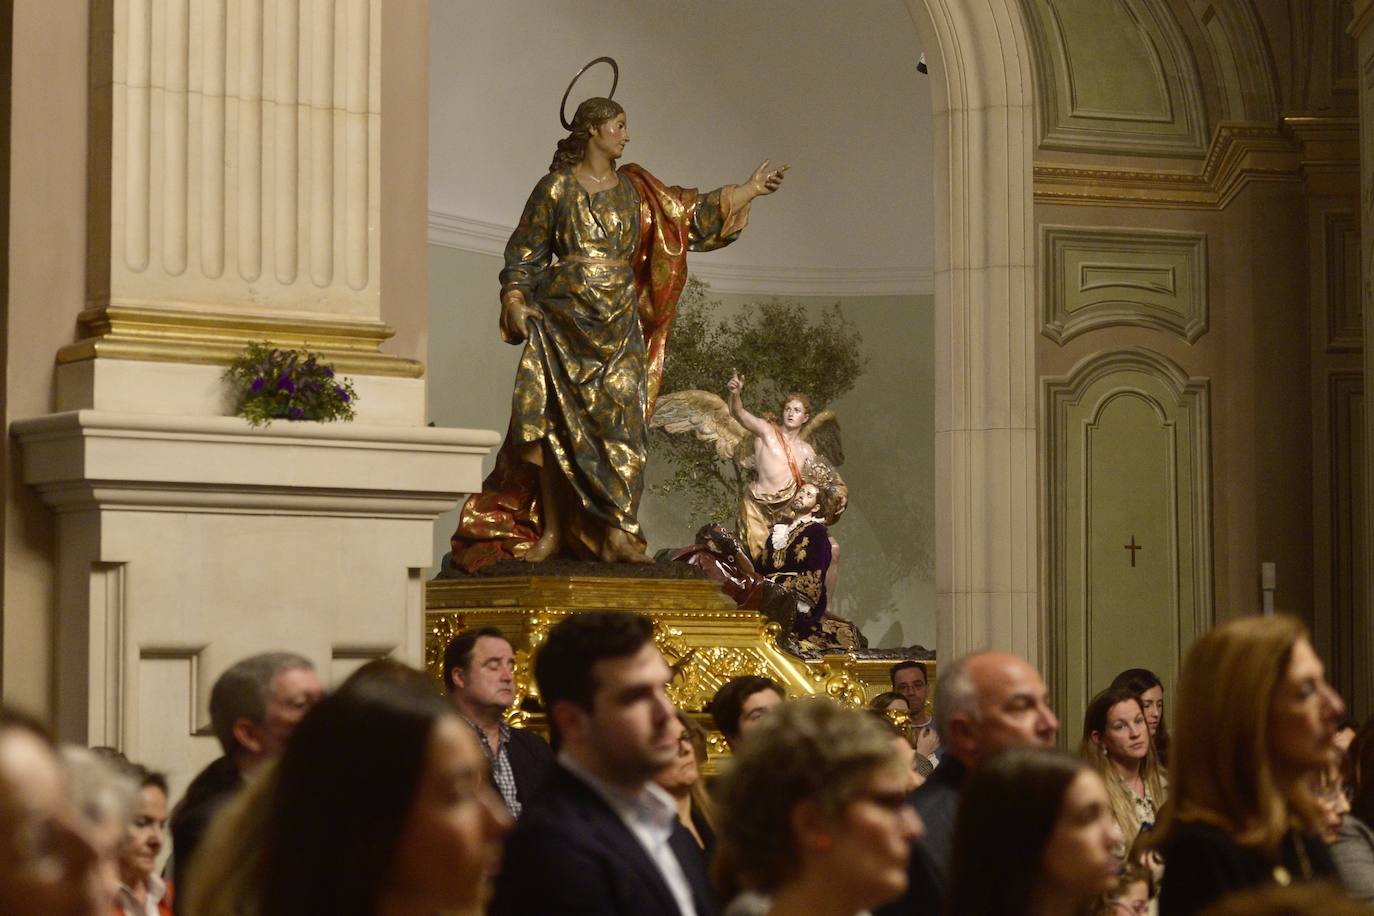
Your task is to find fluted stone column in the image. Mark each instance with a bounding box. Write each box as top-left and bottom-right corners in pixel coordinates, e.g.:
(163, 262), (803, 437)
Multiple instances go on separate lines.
(65, 0), (419, 421)
(905, 0), (1041, 666)
(7, 1), (495, 799)
(1351, 0), (1374, 718)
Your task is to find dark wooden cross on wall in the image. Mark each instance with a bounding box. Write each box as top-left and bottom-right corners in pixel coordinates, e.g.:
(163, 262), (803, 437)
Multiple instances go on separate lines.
(1124, 536), (1143, 567)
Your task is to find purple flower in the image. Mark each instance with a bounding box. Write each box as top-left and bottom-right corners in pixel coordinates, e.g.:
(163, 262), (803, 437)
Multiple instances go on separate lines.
(324, 367), (335, 378)
(276, 377), (296, 394)
(251, 377), (265, 392)
(288, 407), (306, 420)
(335, 386), (350, 402)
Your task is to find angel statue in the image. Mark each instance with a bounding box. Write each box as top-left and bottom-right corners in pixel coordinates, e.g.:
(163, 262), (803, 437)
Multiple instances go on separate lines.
(447, 58), (788, 571)
(650, 370), (847, 569)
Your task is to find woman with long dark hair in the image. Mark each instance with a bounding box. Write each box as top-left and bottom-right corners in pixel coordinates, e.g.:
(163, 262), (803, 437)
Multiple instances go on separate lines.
(1151, 615), (1345, 916)
(449, 67), (787, 569)
(947, 747), (1122, 915)
(187, 677), (512, 916)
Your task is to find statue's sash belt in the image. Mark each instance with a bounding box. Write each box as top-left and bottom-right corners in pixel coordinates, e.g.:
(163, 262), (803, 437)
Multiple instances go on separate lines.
(558, 255), (631, 267)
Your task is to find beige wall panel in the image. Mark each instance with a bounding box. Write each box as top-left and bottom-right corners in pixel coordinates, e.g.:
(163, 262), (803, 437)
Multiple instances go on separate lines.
(4, 1), (95, 713)
(1025, 0), (1208, 156)
(133, 649), (221, 807)
(1329, 372), (1368, 718)
(1041, 224), (1207, 343)
(1326, 211), (1362, 351)
(1043, 348), (1211, 736)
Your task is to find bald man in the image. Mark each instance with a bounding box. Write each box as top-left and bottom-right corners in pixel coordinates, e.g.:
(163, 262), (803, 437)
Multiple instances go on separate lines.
(873, 651), (1059, 916)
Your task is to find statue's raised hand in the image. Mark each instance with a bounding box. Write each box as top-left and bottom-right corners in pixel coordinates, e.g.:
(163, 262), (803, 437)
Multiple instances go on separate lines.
(727, 370), (745, 394)
(748, 160), (789, 197)
(499, 289), (542, 345)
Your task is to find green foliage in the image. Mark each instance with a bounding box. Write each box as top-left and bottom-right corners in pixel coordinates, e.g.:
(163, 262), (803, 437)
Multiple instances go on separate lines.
(650, 277), (864, 526)
(224, 342), (358, 427)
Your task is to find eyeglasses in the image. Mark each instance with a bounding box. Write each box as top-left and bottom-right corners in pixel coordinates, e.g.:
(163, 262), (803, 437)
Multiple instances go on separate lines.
(850, 789), (914, 813)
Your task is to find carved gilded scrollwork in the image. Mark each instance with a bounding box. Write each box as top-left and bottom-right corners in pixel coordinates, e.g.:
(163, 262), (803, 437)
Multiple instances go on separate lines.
(423, 575), (936, 762)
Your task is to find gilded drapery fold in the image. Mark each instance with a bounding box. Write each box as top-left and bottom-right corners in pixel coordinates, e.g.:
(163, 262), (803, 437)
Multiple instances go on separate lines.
(451, 165), (749, 571)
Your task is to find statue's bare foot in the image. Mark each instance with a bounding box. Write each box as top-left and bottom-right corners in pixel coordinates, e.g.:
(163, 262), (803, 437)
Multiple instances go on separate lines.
(604, 529), (654, 564)
(523, 530), (560, 563)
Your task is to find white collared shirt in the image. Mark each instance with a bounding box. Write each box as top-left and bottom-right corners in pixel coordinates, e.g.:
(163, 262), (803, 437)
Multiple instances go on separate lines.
(114, 873), (169, 916)
(559, 751), (698, 916)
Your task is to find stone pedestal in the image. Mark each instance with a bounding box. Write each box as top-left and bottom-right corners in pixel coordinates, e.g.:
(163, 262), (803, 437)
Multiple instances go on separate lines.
(12, 411), (497, 798)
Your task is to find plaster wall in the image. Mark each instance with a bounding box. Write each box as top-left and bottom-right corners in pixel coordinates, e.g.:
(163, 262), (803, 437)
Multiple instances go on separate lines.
(3, 1), (90, 713)
(428, 0), (933, 296)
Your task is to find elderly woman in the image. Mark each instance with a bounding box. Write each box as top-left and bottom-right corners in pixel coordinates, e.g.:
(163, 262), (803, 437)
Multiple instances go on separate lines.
(1151, 615), (1345, 916)
(112, 764), (172, 916)
(716, 699), (925, 916)
(450, 88), (786, 569)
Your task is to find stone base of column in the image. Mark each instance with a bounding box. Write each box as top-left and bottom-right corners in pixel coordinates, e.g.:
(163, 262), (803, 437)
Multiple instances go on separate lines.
(11, 410), (498, 799)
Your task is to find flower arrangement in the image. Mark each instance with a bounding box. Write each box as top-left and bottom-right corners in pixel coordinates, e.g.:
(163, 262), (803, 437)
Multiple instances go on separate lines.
(224, 342), (358, 427)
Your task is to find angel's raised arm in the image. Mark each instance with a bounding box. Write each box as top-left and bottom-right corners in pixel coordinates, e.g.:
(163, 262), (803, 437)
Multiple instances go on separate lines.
(726, 370), (773, 439)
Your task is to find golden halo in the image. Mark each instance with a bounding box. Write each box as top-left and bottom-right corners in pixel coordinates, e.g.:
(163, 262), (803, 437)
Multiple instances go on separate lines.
(559, 56), (619, 130)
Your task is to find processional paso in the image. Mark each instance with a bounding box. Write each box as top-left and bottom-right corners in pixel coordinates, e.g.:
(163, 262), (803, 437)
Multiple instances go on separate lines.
(449, 57), (788, 570)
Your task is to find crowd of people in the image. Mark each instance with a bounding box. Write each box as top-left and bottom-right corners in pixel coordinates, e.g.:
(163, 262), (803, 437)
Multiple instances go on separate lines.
(0, 611), (1369, 915)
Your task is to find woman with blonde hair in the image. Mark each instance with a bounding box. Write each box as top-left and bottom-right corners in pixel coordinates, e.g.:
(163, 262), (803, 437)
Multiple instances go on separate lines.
(716, 699), (925, 916)
(1080, 686), (1168, 855)
(1152, 615), (1346, 916)
(654, 709), (717, 857)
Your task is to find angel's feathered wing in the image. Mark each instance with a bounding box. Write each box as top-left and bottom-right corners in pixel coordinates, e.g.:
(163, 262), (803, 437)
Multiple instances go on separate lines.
(800, 410), (844, 467)
(649, 390), (755, 467)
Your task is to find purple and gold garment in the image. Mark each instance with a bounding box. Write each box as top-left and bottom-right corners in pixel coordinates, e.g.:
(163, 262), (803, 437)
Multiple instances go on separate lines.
(758, 520), (832, 638)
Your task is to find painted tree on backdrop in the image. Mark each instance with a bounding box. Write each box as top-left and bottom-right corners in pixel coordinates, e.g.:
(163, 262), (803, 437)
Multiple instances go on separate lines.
(648, 276), (864, 529)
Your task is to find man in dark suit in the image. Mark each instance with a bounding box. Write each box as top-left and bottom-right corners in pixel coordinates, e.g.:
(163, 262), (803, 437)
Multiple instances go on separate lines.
(874, 651), (1060, 916)
(444, 626), (553, 816)
(489, 611), (716, 916)
(170, 651), (322, 914)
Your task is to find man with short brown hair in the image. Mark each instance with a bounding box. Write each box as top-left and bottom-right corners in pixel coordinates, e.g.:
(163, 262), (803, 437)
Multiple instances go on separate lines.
(442, 626), (552, 816)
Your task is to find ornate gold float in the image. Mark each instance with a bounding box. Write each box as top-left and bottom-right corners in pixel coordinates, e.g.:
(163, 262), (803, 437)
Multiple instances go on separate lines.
(423, 573), (934, 768)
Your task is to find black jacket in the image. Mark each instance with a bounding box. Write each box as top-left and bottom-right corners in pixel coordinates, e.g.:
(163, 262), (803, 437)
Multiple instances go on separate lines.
(872, 754), (969, 916)
(168, 755), (244, 915)
(1157, 821), (1336, 916)
(507, 725), (555, 808)
(490, 763), (717, 916)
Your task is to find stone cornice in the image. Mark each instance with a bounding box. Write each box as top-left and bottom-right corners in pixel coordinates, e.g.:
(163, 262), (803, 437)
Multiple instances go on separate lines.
(10, 410), (500, 516)
(1033, 118), (1357, 210)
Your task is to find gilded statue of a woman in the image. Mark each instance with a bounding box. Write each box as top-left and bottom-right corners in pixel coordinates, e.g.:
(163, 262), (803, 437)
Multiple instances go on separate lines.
(449, 87), (786, 569)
